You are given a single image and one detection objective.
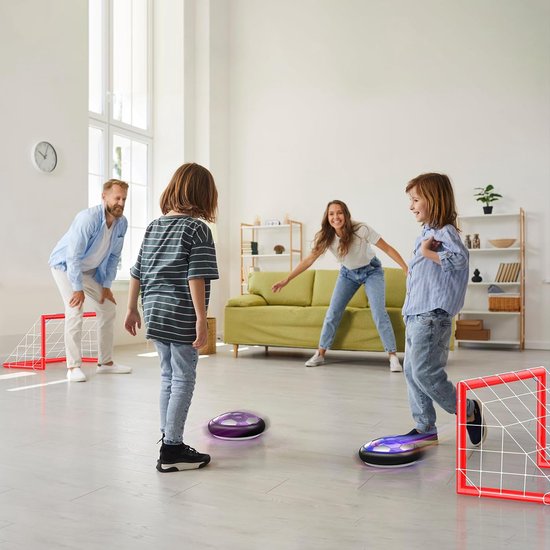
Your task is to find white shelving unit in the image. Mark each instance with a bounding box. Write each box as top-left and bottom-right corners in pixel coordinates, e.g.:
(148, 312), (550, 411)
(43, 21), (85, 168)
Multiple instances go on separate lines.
(457, 209), (525, 349)
(240, 221), (303, 294)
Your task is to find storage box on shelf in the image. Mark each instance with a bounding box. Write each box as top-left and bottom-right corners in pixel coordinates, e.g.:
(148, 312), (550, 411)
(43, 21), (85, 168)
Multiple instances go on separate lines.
(457, 209), (525, 349)
(240, 220), (303, 294)
(455, 319), (490, 341)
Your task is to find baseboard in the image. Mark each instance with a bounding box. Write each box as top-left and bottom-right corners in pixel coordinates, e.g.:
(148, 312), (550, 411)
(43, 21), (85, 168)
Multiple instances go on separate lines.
(525, 340), (550, 350)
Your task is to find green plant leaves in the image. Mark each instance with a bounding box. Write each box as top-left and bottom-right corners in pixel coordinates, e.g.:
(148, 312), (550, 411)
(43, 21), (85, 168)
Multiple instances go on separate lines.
(474, 185), (502, 205)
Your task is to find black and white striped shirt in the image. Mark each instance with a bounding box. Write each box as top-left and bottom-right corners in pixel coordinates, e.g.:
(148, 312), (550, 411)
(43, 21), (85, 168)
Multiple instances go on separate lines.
(130, 215), (219, 344)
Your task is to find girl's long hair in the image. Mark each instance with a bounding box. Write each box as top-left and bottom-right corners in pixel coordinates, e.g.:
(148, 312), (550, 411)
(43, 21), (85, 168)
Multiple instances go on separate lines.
(159, 163), (218, 222)
(312, 200), (360, 257)
(406, 173), (459, 230)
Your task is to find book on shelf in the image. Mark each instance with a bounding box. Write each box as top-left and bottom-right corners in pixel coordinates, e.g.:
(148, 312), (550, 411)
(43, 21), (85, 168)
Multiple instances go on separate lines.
(495, 262), (520, 283)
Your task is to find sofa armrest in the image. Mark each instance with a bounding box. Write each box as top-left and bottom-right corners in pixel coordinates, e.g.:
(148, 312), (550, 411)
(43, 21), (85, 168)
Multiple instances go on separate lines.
(226, 294), (268, 307)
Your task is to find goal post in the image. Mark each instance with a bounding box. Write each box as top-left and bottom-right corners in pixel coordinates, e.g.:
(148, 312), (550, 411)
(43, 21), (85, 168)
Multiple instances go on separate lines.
(457, 367), (550, 504)
(3, 312), (98, 370)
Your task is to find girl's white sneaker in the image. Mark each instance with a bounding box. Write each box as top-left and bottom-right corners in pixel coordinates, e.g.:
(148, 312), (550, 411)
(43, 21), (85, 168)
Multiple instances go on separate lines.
(305, 352), (325, 367)
(389, 355), (403, 372)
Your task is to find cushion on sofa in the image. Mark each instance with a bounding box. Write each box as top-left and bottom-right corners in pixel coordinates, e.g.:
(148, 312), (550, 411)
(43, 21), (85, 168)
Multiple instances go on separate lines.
(248, 271), (315, 306)
(226, 294), (267, 307)
(311, 270), (368, 308)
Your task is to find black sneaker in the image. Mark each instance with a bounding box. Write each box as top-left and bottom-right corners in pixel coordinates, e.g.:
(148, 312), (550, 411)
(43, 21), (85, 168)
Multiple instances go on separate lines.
(156, 442), (211, 472)
(466, 400), (487, 447)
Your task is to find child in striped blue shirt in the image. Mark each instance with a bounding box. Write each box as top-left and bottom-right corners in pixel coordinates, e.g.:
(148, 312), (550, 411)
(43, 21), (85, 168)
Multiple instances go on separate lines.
(400, 173), (486, 449)
(124, 163), (219, 472)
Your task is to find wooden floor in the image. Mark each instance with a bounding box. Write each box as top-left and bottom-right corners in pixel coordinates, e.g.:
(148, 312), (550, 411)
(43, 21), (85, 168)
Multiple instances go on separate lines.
(1, 343), (550, 549)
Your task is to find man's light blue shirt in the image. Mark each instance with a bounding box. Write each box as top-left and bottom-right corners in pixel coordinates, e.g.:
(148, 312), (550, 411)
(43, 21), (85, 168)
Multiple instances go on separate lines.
(49, 204), (128, 291)
(402, 224), (469, 318)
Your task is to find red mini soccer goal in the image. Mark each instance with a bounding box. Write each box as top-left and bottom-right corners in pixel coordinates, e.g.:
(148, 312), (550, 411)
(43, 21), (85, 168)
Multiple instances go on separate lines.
(457, 367), (550, 505)
(3, 312), (98, 370)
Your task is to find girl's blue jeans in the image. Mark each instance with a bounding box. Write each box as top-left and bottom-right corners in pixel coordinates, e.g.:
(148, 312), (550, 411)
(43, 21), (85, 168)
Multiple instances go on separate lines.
(404, 309), (474, 433)
(154, 340), (198, 445)
(319, 258), (397, 353)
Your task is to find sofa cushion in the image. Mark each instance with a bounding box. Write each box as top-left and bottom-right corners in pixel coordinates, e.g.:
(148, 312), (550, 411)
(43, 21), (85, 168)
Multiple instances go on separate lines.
(384, 268), (407, 308)
(311, 270), (367, 308)
(248, 271), (315, 306)
(226, 294), (267, 307)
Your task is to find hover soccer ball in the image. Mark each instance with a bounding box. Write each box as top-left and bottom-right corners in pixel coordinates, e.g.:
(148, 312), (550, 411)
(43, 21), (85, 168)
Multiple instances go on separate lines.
(359, 434), (425, 468)
(208, 411), (266, 440)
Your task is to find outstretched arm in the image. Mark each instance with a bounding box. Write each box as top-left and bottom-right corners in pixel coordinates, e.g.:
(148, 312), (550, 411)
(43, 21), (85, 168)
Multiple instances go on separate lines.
(271, 250), (323, 292)
(375, 238), (408, 273)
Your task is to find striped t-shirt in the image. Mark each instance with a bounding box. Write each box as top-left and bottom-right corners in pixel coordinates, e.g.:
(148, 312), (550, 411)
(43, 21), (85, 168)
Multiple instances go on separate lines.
(130, 215), (219, 344)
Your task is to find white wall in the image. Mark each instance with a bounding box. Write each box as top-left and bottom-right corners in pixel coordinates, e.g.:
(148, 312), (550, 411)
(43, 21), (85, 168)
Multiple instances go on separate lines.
(0, 0), (88, 359)
(1, 1), (549, 360)
(227, 0), (550, 348)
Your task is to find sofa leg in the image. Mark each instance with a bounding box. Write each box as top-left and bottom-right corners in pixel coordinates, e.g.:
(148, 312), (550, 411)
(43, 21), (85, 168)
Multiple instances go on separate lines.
(233, 344), (239, 358)
(264, 346), (268, 356)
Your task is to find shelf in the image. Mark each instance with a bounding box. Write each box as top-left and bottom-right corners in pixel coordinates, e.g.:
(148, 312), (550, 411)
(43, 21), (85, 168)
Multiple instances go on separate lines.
(459, 213), (520, 220)
(460, 310), (521, 315)
(468, 282), (519, 286)
(240, 220), (303, 294)
(457, 209), (525, 350)
(242, 253), (301, 258)
(468, 247), (520, 252)
(241, 224), (293, 229)
(456, 339), (520, 345)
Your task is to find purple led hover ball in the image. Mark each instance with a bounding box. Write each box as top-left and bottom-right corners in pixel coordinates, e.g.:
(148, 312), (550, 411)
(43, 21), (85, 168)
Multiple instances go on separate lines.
(208, 411), (266, 440)
(359, 433), (426, 467)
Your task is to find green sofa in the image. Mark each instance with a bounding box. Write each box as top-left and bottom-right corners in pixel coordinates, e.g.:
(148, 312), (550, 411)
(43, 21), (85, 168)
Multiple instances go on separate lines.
(224, 269), (406, 357)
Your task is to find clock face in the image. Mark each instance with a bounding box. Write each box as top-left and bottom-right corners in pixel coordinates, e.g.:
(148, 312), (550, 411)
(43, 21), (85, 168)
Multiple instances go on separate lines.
(33, 141), (57, 172)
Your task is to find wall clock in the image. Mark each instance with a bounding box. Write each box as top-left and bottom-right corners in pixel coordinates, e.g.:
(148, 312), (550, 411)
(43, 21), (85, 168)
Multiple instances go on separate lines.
(32, 141), (57, 173)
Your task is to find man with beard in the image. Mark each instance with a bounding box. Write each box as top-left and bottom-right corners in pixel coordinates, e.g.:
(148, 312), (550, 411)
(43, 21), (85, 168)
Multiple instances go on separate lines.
(49, 179), (132, 382)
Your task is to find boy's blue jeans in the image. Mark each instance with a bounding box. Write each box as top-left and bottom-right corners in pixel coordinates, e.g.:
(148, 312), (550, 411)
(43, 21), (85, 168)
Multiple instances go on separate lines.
(319, 258), (397, 353)
(404, 309), (474, 433)
(154, 340), (198, 445)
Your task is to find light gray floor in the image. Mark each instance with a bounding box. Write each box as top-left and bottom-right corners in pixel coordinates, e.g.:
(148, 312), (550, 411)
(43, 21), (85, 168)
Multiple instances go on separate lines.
(1, 343), (550, 549)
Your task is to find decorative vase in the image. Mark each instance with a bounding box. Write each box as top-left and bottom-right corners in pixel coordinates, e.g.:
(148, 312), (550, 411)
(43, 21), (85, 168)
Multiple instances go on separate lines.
(464, 234), (472, 249)
(472, 234), (480, 249)
(483, 206), (493, 214)
(471, 269), (482, 283)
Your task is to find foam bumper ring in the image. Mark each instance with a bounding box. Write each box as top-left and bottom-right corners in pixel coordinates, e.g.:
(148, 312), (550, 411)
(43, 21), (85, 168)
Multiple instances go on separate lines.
(359, 435), (425, 468)
(208, 411), (266, 440)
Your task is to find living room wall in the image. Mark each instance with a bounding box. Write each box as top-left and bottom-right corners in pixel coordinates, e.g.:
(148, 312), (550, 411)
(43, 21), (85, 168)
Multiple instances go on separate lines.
(0, 0), (89, 358)
(227, 0), (550, 349)
(1, 1), (549, 360)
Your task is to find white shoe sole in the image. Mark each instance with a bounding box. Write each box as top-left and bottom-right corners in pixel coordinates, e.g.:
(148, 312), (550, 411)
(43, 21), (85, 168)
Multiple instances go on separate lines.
(67, 371), (86, 382)
(156, 460), (209, 472)
(305, 360), (325, 367)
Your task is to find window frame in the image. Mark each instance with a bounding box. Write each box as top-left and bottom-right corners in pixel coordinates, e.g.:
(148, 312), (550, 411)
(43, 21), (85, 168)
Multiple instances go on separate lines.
(88, 0), (154, 280)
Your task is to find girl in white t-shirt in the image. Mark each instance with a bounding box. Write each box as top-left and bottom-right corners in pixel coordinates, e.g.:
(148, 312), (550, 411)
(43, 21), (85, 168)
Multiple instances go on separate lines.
(272, 200), (408, 371)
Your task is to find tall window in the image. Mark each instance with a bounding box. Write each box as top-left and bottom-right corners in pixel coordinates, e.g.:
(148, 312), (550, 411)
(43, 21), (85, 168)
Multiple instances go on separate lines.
(88, 0), (152, 278)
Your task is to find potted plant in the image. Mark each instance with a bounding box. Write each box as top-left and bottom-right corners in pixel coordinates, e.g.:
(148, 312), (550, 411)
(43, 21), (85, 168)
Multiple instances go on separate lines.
(474, 185), (502, 214)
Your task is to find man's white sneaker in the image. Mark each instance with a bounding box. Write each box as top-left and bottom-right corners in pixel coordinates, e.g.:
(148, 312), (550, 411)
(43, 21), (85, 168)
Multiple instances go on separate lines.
(305, 352), (325, 367)
(67, 367), (87, 382)
(96, 363), (132, 374)
(389, 355), (403, 372)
